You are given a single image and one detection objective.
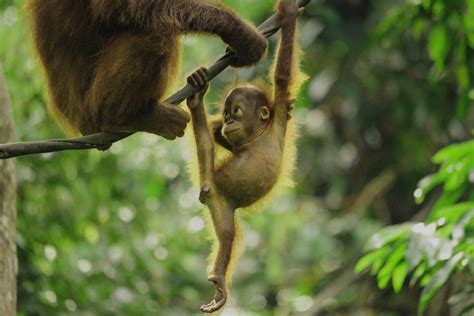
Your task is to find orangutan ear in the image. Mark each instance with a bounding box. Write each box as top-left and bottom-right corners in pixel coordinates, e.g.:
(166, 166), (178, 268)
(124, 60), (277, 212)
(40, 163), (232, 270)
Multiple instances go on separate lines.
(260, 106), (270, 121)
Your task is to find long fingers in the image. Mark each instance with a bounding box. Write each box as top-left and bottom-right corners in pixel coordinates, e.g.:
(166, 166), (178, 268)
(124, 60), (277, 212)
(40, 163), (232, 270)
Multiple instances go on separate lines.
(200, 296), (226, 313)
(203, 297), (226, 313)
(187, 67), (209, 88)
(200, 276), (227, 313)
(200, 300), (216, 311)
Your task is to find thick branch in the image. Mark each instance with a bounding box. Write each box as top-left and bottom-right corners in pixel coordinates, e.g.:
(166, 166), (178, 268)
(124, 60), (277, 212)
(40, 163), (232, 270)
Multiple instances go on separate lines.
(0, 0), (311, 160)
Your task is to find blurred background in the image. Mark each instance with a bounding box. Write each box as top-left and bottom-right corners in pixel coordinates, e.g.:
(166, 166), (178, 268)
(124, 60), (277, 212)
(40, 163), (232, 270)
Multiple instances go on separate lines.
(1, 0), (473, 315)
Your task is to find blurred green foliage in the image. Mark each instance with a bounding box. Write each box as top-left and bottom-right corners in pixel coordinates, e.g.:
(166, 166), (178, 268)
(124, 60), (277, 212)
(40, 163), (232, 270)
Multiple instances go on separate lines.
(355, 1), (474, 315)
(0, 0), (473, 315)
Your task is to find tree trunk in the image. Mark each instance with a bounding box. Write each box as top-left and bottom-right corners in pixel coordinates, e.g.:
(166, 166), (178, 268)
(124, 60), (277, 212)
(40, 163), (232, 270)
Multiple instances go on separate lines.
(0, 65), (17, 316)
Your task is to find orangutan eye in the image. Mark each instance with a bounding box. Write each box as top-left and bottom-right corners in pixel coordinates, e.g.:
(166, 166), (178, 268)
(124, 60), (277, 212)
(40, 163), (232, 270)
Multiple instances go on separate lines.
(233, 106), (243, 119)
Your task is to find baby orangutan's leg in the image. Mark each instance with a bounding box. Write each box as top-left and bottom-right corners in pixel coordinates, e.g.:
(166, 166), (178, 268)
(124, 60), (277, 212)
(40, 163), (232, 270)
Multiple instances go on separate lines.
(201, 201), (236, 313)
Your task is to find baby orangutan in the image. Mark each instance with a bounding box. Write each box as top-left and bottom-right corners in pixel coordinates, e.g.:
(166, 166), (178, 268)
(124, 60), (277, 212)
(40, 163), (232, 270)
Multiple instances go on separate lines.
(186, 0), (303, 312)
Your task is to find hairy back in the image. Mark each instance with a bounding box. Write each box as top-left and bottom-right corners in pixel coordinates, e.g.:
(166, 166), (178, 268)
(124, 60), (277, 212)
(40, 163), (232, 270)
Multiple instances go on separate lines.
(27, 0), (107, 132)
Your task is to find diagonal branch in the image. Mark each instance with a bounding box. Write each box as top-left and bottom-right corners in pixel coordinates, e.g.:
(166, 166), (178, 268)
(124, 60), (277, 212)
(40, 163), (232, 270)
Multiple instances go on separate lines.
(0, 0), (311, 160)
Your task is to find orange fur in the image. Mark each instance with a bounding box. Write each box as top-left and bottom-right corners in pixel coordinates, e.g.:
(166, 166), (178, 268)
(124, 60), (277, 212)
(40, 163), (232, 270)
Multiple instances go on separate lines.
(26, 0), (267, 138)
(186, 1), (305, 313)
(185, 13), (307, 313)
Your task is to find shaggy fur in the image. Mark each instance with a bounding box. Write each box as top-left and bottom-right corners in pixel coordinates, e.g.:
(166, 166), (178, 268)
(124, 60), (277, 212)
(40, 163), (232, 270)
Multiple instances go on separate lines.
(27, 0), (267, 138)
(185, 0), (306, 312)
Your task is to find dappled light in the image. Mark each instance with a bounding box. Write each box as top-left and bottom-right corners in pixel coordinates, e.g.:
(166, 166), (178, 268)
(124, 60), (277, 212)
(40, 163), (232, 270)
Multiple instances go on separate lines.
(0, 0), (473, 315)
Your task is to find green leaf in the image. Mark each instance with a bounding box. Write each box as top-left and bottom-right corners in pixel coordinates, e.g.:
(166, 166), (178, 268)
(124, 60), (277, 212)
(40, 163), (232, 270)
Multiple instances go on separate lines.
(410, 261), (428, 287)
(376, 7), (405, 38)
(412, 18), (426, 40)
(465, 243), (474, 258)
(418, 253), (465, 315)
(420, 271), (434, 287)
(355, 250), (384, 273)
(378, 273), (392, 289)
(392, 262), (409, 293)
(376, 244), (407, 289)
(367, 247), (391, 276)
(432, 2), (445, 19)
(456, 66), (469, 89)
(432, 140), (474, 164)
(429, 182), (469, 216)
(371, 255), (386, 276)
(428, 25), (449, 71)
(366, 223), (413, 250)
(444, 158), (473, 192)
(429, 202), (474, 223)
(414, 172), (447, 204)
(465, 0), (474, 49)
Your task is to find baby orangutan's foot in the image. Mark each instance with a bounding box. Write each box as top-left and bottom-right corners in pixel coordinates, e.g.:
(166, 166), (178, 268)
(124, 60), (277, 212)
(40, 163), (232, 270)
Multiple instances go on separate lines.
(200, 275), (227, 313)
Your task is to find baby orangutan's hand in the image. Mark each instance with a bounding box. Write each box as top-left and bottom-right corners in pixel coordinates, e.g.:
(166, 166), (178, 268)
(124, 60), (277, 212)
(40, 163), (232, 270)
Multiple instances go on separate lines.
(187, 67), (210, 110)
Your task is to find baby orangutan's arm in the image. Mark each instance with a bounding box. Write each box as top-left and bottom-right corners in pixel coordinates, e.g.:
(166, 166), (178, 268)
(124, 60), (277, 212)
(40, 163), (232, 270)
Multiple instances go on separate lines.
(273, 0), (300, 134)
